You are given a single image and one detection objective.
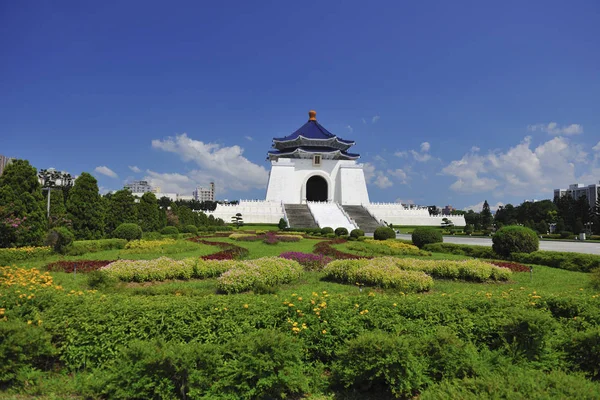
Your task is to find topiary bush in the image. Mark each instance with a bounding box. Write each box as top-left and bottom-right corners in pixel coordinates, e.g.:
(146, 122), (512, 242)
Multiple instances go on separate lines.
(411, 227), (442, 248)
(45, 227), (75, 254)
(335, 227), (349, 237)
(113, 223), (143, 241)
(182, 224), (199, 235)
(321, 227), (334, 235)
(373, 226), (396, 241)
(160, 226), (179, 235)
(350, 229), (365, 239)
(492, 226), (539, 258)
(560, 231), (574, 239)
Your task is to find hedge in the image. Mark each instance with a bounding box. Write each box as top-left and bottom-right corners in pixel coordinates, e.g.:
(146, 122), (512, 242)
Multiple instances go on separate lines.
(511, 251), (600, 273)
(422, 243), (497, 259)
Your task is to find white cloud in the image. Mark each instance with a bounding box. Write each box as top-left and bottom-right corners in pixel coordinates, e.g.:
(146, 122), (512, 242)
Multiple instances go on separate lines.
(151, 133), (268, 193)
(346, 125), (353, 133)
(410, 150), (432, 162)
(394, 151), (408, 158)
(396, 142), (433, 162)
(463, 201), (505, 213)
(387, 168), (408, 184)
(442, 136), (591, 196)
(527, 122), (583, 135)
(372, 115), (380, 124)
(363, 162), (393, 189)
(593, 141), (600, 152)
(362, 118), (367, 125)
(471, 146), (480, 152)
(373, 154), (386, 163)
(244, 136), (253, 141)
(396, 198), (415, 204)
(128, 165), (141, 173)
(420, 142), (430, 152)
(94, 166), (118, 178)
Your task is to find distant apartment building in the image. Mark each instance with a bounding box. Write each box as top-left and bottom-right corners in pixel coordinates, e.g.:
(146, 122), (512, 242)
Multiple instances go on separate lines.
(554, 182), (600, 209)
(0, 155), (14, 176)
(125, 180), (153, 193)
(193, 182), (215, 202)
(442, 205), (456, 215)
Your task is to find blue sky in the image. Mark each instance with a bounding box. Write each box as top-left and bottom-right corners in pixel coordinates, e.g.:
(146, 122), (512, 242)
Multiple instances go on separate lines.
(1, 1), (599, 210)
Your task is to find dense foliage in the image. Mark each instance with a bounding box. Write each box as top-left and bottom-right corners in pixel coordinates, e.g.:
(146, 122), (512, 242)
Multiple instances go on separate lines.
(66, 173), (105, 240)
(112, 223), (143, 241)
(373, 226), (396, 240)
(334, 227), (349, 237)
(45, 227), (74, 254)
(0, 160), (47, 247)
(412, 227), (443, 248)
(492, 225), (539, 257)
(349, 228), (364, 239)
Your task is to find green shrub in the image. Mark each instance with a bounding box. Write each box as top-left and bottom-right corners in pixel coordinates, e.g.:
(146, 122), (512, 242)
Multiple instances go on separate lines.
(412, 227), (442, 248)
(492, 226), (539, 257)
(321, 227), (334, 235)
(564, 327), (600, 380)
(350, 229), (365, 239)
(591, 268), (600, 290)
(45, 227), (75, 254)
(374, 226), (396, 241)
(0, 246), (53, 264)
(335, 227), (349, 237)
(511, 251), (600, 272)
(214, 330), (309, 399)
(0, 320), (57, 385)
(66, 239), (127, 255)
(87, 270), (118, 290)
(161, 226), (179, 235)
(217, 257), (304, 294)
(333, 331), (428, 397)
(92, 339), (223, 399)
(181, 224), (198, 235)
(422, 242), (497, 259)
(325, 233), (336, 238)
(142, 231), (162, 240)
(112, 223), (143, 241)
(278, 218), (287, 230)
(560, 231), (574, 239)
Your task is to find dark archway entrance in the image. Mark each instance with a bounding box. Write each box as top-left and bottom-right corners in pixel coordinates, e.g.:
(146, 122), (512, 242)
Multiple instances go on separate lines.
(306, 176), (328, 202)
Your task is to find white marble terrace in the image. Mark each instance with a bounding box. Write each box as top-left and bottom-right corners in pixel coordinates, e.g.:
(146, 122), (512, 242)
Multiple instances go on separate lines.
(307, 201), (356, 231)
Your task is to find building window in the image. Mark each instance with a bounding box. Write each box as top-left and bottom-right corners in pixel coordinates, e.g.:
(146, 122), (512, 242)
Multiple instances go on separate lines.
(313, 154), (321, 166)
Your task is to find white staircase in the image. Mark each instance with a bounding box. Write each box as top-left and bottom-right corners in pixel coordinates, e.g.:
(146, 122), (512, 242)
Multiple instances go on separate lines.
(307, 202), (356, 231)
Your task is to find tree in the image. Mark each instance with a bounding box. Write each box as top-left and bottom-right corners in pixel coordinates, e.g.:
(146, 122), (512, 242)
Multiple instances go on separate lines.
(480, 200), (493, 229)
(66, 172), (105, 240)
(441, 218), (454, 229)
(464, 210), (481, 230)
(0, 160), (46, 247)
(105, 190), (137, 235)
(47, 189), (71, 229)
(137, 192), (161, 232)
(176, 205), (196, 227)
(158, 196), (172, 209)
(231, 213), (244, 229)
(427, 205), (440, 216)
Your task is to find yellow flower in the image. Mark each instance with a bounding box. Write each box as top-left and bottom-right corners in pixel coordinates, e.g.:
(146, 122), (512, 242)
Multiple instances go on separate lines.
(297, 297), (302, 301)
(322, 330), (327, 334)
(243, 304), (249, 309)
(393, 303), (397, 307)
(288, 303), (295, 307)
(27, 320), (32, 325)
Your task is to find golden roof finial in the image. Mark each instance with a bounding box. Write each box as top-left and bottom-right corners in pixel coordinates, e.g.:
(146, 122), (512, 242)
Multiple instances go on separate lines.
(308, 110), (317, 121)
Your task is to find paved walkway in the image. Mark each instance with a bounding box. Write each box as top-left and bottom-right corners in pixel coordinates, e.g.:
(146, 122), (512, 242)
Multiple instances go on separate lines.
(395, 234), (600, 255)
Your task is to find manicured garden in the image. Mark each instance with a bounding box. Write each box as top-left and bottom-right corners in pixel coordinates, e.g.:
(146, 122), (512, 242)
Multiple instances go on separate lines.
(2, 231), (600, 399)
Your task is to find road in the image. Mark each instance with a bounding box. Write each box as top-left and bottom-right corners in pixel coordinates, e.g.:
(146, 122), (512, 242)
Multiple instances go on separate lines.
(395, 234), (600, 255)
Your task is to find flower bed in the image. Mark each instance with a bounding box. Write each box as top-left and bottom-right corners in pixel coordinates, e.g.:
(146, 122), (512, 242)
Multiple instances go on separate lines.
(489, 261), (530, 273)
(323, 259), (433, 292)
(0, 246), (53, 264)
(124, 239), (176, 250)
(217, 257), (304, 294)
(347, 240), (431, 257)
(313, 239), (366, 260)
(188, 237), (250, 260)
(229, 232), (303, 244)
(390, 258), (511, 282)
(46, 260), (112, 273)
(1, 266), (64, 310)
(279, 252), (332, 271)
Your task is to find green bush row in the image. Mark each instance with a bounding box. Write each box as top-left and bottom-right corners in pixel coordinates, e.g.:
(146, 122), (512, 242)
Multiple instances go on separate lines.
(101, 257), (232, 282)
(422, 242), (497, 259)
(66, 239), (128, 255)
(0, 246), (53, 265)
(511, 251), (600, 272)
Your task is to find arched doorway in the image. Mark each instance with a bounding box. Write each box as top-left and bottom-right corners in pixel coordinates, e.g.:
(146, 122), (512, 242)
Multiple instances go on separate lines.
(306, 175), (328, 202)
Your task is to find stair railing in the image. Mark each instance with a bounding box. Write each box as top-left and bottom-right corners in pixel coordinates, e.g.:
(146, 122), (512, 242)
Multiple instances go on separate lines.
(281, 201), (290, 228)
(336, 203), (358, 229)
(362, 203), (386, 226)
(306, 202), (320, 228)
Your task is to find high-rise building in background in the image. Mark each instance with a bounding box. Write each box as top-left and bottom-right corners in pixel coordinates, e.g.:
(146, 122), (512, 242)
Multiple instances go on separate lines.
(124, 180), (153, 193)
(193, 182), (215, 202)
(0, 155), (15, 176)
(554, 182), (600, 209)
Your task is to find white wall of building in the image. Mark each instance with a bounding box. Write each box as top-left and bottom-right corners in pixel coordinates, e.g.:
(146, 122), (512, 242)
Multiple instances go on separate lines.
(366, 203), (466, 227)
(204, 200), (284, 224)
(265, 158), (370, 205)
